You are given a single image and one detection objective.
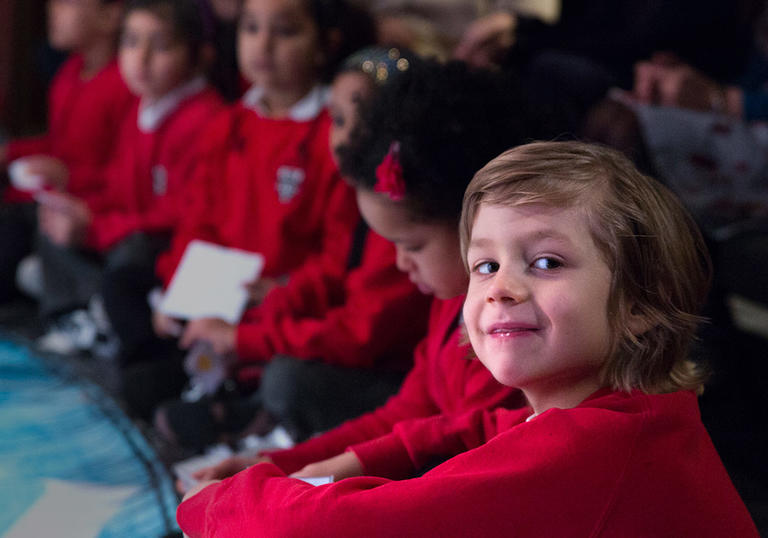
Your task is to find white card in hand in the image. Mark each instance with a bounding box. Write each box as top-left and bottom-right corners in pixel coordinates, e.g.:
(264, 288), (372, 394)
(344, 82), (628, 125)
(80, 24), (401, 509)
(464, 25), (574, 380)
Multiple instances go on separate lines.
(159, 240), (264, 324)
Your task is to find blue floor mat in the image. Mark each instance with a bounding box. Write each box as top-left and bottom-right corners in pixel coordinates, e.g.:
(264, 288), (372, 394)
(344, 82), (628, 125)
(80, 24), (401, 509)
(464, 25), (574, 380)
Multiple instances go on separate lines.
(0, 339), (179, 537)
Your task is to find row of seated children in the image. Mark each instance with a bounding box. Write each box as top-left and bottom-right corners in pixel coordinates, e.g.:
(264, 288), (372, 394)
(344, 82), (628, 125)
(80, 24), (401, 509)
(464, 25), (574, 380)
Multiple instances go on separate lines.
(150, 48), (537, 449)
(121, 0), (432, 441)
(140, 9), (756, 533)
(0, 0), (761, 534)
(179, 56), (533, 485)
(174, 134), (759, 534)
(0, 0), (492, 452)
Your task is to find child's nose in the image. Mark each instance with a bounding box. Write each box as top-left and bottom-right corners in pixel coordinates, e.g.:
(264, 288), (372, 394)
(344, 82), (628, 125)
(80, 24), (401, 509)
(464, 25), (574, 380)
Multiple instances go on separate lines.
(254, 29), (273, 54)
(486, 267), (528, 304)
(395, 249), (413, 273)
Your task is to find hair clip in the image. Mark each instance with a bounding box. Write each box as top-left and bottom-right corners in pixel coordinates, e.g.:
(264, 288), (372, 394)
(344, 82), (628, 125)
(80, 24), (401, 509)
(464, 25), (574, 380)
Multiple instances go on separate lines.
(374, 141), (406, 201)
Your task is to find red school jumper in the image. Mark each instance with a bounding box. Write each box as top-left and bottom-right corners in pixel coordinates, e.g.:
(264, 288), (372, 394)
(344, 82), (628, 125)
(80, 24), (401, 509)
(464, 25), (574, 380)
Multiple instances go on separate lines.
(177, 389), (758, 537)
(234, 230), (431, 372)
(264, 294), (523, 476)
(85, 80), (224, 251)
(5, 54), (134, 204)
(154, 86), (358, 293)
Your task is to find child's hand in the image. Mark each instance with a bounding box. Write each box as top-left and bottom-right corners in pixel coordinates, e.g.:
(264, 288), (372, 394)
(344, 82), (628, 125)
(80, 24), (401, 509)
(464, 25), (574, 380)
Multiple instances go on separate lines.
(633, 56), (733, 114)
(152, 310), (184, 338)
(290, 451), (363, 482)
(243, 277), (278, 306)
(23, 155), (69, 190)
(454, 11), (516, 69)
(176, 455), (272, 495)
(37, 192), (91, 247)
(181, 478), (220, 503)
(180, 318), (237, 355)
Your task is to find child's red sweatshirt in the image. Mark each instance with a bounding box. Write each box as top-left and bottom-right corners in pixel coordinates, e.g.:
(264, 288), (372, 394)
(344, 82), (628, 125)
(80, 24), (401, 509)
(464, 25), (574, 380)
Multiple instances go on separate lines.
(234, 230), (432, 372)
(266, 294), (523, 475)
(85, 79), (224, 251)
(177, 389), (758, 538)
(154, 86), (357, 291)
(5, 54), (134, 204)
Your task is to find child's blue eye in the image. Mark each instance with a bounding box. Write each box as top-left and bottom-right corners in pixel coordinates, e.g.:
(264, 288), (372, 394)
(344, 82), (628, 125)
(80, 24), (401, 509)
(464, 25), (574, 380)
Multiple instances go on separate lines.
(532, 257), (561, 270)
(474, 261), (499, 275)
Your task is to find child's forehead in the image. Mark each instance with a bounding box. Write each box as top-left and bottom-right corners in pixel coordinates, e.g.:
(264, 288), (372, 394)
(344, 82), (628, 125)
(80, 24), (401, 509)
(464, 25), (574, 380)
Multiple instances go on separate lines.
(470, 202), (600, 247)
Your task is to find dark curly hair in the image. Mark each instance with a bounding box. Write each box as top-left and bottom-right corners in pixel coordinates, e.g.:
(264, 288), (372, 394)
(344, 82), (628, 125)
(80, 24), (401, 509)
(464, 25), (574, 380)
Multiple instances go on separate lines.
(339, 59), (538, 223)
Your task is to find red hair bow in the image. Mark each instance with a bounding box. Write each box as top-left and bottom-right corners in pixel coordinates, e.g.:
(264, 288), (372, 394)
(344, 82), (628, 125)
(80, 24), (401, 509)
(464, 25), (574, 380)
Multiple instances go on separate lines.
(374, 141), (406, 201)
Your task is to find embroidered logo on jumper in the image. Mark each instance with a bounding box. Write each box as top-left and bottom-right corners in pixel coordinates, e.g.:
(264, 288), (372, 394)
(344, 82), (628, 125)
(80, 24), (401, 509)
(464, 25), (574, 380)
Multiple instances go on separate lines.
(152, 165), (168, 195)
(275, 166), (305, 202)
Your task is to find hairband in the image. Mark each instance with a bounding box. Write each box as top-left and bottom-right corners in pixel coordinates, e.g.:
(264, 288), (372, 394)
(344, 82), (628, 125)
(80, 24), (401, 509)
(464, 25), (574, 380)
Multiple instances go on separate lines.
(374, 141), (406, 201)
(342, 47), (411, 86)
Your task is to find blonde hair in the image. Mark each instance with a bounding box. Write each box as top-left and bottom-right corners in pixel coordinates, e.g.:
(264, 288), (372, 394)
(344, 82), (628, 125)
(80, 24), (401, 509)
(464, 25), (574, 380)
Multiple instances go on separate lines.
(460, 141), (712, 394)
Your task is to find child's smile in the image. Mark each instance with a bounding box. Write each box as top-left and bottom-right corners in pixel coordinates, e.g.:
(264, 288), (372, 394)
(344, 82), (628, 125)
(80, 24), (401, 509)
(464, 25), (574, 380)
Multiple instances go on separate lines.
(463, 203), (614, 413)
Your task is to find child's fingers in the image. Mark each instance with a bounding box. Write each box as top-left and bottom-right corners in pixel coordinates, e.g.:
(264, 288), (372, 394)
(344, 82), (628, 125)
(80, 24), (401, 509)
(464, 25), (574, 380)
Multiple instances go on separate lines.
(179, 326), (195, 349)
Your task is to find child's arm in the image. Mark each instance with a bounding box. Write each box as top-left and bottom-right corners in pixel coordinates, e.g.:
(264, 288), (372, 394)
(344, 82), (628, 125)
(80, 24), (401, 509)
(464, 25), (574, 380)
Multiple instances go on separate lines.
(5, 136), (51, 164)
(177, 408), (530, 538)
(235, 232), (429, 368)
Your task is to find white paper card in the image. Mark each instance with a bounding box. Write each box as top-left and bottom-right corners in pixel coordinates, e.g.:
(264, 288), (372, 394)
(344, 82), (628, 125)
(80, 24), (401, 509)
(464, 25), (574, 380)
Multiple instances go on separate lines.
(4, 479), (138, 538)
(299, 475), (334, 486)
(159, 240), (264, 324)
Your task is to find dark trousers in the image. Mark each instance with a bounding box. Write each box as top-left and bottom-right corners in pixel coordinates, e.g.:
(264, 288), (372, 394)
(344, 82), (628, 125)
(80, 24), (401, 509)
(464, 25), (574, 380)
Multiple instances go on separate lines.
(100, 233), (170, 366)
(38, 230), (168, 327)
(260, 355), (405, 442)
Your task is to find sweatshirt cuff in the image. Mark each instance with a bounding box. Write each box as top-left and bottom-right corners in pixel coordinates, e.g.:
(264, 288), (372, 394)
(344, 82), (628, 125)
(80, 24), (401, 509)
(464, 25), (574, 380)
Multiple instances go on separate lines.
(235, 322), (270, 362)
(349, 433), (414, 480)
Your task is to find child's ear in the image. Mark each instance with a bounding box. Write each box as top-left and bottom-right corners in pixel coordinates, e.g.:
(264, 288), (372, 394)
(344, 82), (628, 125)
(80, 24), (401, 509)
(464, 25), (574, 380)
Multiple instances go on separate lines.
(626, 304), (654, 336)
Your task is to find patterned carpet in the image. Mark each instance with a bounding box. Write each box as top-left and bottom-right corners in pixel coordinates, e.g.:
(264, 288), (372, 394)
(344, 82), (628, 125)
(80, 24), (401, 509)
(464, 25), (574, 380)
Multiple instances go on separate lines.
(0, 339), (179, 537)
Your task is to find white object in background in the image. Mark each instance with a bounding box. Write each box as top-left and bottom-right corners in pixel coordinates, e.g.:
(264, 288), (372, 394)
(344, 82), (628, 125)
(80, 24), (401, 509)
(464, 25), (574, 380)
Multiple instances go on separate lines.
(173, 426), (297, 491)
(239, 425), (295, 454)
(159, 240), (264, 324)
(4, 479), (137, 538)
(8, 158), (46, 192)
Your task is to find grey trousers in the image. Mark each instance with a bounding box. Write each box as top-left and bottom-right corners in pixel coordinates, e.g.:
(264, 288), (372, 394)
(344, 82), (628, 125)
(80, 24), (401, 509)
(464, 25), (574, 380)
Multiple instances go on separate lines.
(260, 355), (405, 442)
(38, 232), (167, 318)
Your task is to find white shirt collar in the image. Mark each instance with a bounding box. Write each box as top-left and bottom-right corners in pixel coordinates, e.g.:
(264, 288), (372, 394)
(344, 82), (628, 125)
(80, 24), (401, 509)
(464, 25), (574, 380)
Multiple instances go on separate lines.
(241, 85), (329, 121)
(138, 76), (207, 133)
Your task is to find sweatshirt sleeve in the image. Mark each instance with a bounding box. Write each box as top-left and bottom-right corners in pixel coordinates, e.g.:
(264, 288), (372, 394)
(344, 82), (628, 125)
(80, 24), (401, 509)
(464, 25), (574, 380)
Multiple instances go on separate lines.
(6, 135), (51, 161)
(349, 369), (524, 479)
(235, 232), (429, 367)
(177, 407), (530, 538)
